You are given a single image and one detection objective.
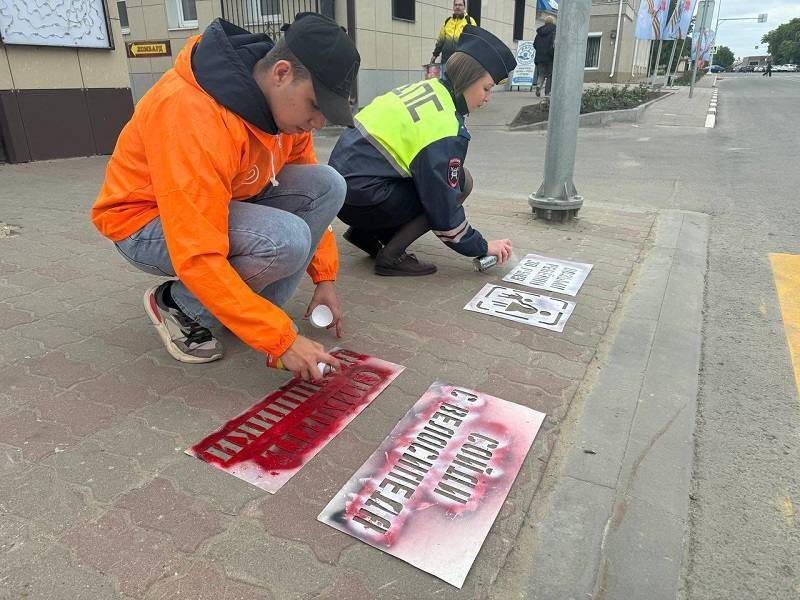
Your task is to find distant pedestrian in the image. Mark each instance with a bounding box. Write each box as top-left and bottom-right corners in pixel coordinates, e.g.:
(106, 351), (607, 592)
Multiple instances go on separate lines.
(430, 0), (477, 72)
(763, 62), (772, 77)
(534, 16), (556, 97)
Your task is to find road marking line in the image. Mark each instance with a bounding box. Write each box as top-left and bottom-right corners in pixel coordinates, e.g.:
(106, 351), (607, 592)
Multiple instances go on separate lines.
(769, 253), (800, 396)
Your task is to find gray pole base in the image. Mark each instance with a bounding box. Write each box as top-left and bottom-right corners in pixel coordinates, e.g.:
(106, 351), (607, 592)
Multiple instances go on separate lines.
(529, 184), (584, 222)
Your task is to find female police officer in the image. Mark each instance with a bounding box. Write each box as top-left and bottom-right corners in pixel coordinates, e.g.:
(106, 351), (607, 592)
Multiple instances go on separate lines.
(329, 26), (516, 276)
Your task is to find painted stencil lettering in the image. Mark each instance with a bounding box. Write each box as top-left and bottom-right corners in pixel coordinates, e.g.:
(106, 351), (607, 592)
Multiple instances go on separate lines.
(318, 382), (546, 588)
(185, 349), (404, 493)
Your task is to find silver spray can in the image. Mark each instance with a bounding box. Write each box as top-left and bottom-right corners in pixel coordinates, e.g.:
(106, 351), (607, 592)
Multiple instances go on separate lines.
(473, 255), (498, 272)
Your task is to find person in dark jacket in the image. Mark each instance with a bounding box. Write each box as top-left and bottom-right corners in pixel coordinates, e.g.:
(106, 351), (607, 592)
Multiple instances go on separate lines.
(534, 16), (556, 97)
(329, 26), (516, 276)
(763, 61), (773, 77)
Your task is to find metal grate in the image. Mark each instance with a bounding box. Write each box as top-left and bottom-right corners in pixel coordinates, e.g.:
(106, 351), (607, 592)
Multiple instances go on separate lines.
(220, 0), (335, 39)
(585, 35), (601, 69)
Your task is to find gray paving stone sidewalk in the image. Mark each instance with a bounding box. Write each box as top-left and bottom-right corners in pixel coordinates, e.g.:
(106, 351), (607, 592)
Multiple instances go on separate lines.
(1, 156), (655, 599)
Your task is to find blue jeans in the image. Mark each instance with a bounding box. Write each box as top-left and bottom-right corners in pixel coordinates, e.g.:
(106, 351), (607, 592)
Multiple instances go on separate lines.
(114, 164), (345, 328)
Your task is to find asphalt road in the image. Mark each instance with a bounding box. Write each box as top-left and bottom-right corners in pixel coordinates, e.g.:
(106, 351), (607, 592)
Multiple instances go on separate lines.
(681, 73), (800, 600)
(466, 74), (800, 598)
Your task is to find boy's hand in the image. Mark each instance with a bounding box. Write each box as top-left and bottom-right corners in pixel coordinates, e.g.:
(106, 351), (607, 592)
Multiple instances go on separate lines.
(280, 335), (340, 381)
(306, 281), (344, 338)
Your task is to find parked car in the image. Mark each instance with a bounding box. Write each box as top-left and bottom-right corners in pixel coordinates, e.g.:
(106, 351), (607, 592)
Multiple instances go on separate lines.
(708, 65), (725, 73)
(754, 65), (765, 72)
(773, 64), (789, 72)
(783, 64), (799, 72)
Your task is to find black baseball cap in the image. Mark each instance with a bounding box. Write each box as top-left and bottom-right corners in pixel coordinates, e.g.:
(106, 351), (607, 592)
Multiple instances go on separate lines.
(456, 25), (517, 84)
(283, 13), (360, 126)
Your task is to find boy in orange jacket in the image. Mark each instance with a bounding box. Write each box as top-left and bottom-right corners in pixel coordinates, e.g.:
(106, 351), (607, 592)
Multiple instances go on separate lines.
(92, 14), (360, 381)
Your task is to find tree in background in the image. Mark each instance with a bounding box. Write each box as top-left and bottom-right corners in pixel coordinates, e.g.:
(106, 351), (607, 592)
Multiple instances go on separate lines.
(762, 18), (800, 64)
(714, 45), (735, 69)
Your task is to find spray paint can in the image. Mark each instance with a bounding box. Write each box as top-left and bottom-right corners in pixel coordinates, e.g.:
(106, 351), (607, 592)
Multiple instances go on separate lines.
(265, 321), (332, 376)
(266, 354), (333, 376)
(473, 255), (498, 272)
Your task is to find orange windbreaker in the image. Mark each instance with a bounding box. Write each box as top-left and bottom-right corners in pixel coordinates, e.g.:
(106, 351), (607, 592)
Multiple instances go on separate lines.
(91, 35), (338, 358)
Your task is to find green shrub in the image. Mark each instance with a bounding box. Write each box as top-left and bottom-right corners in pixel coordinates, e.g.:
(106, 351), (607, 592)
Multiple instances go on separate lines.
(580, 84), (650, 112)
(673, 70), (705, 86)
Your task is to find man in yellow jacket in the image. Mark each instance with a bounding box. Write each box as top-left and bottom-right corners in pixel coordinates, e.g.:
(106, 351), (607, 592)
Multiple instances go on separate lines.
(430, 0), (478, 67)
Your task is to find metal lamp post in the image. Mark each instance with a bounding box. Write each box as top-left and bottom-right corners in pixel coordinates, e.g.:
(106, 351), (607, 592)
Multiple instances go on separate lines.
(529, 0), (592, 222)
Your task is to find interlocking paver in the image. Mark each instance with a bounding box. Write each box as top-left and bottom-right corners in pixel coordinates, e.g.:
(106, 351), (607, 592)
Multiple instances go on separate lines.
(32, 389), (117, 437)
(168, 379), (261, 422)
(158, 458), (266, 516)
(144, 560), (273, 600)
(258, 486), (357, 565)
(204, 520), (337, 597)
(116, 477), (225, 552)
(41, 441), (141, 502)
(70, 371), (154, 413)
(1, 155), (654, 598)
(22, 350), (99, 388)
(89, 416), (183, 473)
(0, 302), (35, 329)
(0, 410), (78, 461)
(2, 541), (121, 599)
(0, 331), (46, 367)
(135, 398), (222, 443)
(12, 318), (85, 350)
(63, 511), (189, 597)
(0, 464), (97, 536)
(314, 570), (373, 600)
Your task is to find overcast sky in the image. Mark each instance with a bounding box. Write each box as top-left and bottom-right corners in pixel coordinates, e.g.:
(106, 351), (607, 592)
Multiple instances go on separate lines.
(704, 0), (800, 59)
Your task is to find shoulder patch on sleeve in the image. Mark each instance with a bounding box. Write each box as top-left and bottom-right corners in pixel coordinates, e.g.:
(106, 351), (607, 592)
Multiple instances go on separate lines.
(448, 158), (462, 188)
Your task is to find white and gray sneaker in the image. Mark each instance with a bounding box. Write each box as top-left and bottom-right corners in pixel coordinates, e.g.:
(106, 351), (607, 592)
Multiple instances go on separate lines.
(143, 282), (223, 363)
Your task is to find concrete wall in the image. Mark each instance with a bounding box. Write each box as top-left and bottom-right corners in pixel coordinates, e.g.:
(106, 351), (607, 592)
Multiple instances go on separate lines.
(355, 0), (538, 106)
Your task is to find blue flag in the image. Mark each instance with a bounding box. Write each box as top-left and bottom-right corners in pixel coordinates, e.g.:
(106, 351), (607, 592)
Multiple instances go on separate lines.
(664, 0), (697, 39)
(537, 0), (559, 12)
(635, 0), (669, 39)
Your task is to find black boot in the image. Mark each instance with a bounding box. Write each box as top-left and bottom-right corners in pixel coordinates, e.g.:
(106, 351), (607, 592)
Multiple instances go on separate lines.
(373, 213), (438, 276)
(375, 249), (437, 276)
(343, 227), (383, 258)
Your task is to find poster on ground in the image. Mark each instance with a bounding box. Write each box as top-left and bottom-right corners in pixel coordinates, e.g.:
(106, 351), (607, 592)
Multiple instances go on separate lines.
(318, 382), (546, 588)
(511, 40), (536, 88)
(502, 254), (593, 296)
(185, 349), (404, 493)
(464, 284), (575, 332)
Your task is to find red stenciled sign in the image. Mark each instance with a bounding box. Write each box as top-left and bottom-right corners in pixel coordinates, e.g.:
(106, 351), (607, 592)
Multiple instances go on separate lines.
(317, 382), (545, 588)
(185, 349), (404, 493)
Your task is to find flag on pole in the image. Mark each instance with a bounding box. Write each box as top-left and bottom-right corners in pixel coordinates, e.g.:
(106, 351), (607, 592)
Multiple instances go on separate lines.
(537, 0), (559, 11)
(664, 0), (698, 39)
(635, 0), (669, 40)
(691, 29), (715, 68)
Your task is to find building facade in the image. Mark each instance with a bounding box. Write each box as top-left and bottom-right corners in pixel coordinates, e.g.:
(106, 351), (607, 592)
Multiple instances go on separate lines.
(118, 0), (539, 105)
(0, 1), (133, 163)
(582, 0), (651, 83)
